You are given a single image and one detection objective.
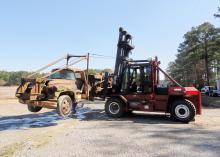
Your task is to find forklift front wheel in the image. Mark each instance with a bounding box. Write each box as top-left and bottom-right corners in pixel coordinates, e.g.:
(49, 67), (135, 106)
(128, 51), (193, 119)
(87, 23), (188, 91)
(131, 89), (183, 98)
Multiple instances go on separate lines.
(170, 99), (196, 123)
(105, 98), (125, 118)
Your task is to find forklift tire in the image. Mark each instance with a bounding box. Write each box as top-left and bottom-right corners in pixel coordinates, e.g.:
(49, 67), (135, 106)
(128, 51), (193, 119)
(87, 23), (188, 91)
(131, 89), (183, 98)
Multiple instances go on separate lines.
(27, 105), (42, 112)
(170, 99), (196, 123)
(57, 95), (73, 118)
(105, 98), (125, 118)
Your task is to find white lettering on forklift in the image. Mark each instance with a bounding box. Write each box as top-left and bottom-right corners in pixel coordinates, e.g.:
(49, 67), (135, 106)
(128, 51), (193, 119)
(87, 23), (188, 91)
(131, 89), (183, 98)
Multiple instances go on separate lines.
(144, 105), (149, 109)
(174, 88), (182, 92)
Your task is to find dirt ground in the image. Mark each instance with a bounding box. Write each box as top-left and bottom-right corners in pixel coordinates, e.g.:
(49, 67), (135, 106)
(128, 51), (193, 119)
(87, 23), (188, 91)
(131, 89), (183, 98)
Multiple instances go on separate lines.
(0, 86), (17, 100)
(0, 101), (220, 157)
(0, 87), (220, 157)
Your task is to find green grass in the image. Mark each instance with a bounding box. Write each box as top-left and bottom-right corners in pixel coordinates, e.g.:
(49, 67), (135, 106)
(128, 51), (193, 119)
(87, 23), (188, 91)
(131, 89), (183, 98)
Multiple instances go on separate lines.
(0, 143), (23, 157)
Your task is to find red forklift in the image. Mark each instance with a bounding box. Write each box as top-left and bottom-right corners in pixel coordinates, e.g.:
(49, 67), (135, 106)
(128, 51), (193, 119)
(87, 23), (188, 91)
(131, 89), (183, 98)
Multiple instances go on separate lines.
(103, 27), (202, 123)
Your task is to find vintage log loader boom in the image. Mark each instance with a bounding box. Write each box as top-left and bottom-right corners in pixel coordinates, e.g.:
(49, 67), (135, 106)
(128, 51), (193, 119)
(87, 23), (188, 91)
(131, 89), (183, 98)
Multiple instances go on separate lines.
(16, 54), (90, 117)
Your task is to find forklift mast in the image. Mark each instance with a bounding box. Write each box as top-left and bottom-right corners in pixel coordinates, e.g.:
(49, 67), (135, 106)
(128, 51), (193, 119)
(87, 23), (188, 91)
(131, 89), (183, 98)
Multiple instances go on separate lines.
(113, 27), (134, 91)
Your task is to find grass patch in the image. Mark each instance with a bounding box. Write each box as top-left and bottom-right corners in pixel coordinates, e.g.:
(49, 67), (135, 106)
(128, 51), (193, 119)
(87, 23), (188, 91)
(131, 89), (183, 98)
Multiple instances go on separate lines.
(33, 136), (51, 148)
(0, 143), (23, 157)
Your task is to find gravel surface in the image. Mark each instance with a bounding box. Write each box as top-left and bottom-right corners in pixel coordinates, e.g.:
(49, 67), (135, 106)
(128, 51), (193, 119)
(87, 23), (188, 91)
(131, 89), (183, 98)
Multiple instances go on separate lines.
(0, 101), (220, 157)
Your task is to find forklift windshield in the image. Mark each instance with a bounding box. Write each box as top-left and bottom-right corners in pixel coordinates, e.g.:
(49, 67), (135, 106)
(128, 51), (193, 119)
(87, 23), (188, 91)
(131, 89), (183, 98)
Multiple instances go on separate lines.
(121, 65), (152, 94)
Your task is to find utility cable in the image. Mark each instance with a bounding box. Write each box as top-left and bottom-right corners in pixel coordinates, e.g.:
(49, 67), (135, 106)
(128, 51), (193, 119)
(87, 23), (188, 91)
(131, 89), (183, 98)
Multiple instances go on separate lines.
(90, 53), (115, 59)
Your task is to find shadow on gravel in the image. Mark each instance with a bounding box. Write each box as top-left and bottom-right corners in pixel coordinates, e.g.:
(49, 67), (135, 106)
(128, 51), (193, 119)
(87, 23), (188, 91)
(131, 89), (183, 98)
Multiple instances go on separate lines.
(72, 107), (181, 125)
(74, 107), (220, 156)
(148, 126), (220, 156)
(0, 106), (180, 131)
(0, 110), (62, 131)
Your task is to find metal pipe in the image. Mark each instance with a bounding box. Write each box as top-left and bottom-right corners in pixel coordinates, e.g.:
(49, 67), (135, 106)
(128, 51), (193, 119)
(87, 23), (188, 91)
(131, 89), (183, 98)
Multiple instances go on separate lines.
(28, 55), (67, 78)
(66, 54), (87, 65)
(86, 53), (89, 81)
(41, 57), (87, 79)
(156, 65), (182, 87)
(86, 53), (90, 100)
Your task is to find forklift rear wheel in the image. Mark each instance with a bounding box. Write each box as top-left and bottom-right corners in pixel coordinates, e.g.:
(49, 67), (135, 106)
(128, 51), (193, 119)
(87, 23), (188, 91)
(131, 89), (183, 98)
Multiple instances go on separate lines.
(57, 95), (73, 117)
(27, 105), (42, 112)
(105, 98), (125, 118)
(170, 99), (196, 123)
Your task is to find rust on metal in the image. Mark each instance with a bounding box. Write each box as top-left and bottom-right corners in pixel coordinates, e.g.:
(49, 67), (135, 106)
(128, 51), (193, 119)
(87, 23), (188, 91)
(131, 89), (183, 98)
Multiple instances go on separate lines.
(15, 54), (91, 116)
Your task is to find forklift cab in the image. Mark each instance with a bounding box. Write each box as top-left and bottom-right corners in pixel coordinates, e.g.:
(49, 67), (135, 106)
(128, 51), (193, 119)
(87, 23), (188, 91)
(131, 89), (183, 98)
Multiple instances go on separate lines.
(121, 63), (152, 94)
(120, 61), (170, 112)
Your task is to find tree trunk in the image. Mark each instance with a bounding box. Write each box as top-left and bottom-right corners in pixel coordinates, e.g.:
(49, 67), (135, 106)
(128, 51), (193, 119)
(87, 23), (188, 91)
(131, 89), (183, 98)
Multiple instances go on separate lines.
(217, 60), (220, 79)
(204, 39), (209, 85)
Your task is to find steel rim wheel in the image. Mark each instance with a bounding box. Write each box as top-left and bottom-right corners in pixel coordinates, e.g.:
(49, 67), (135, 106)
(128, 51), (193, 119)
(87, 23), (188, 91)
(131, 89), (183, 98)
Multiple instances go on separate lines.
(175, 104), (190, 119)
(62, 99), (71, 115)
(109, 102), (120, 115)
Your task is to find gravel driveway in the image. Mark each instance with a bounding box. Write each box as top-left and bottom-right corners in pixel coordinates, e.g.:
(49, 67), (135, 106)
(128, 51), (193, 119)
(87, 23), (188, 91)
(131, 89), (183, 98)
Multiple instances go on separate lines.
(0, 101), (220, 157)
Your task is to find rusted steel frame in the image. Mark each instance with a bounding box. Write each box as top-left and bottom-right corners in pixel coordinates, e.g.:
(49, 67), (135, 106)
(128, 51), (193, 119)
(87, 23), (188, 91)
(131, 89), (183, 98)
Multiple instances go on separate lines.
(67, 56), (87, 67)
(66, 54), (87, 65)
(86, 53), (90, 99)
(86, 53), (89, 81)
(28, 55), (67, 78)
(28, 54), (88, 78)
(41, 57), (87, 79)
(27, 100), (57, 109)
(154, 65), (182, 87)
(67, 54), (87, 58)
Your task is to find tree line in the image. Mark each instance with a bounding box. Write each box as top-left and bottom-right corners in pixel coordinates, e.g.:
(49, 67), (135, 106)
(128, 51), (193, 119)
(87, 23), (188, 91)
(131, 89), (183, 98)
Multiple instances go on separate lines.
(87, 68), (112, 75)
(167, 22), (220, 89)
(0, 71), (45, 86)
(0, 68), (113, 86)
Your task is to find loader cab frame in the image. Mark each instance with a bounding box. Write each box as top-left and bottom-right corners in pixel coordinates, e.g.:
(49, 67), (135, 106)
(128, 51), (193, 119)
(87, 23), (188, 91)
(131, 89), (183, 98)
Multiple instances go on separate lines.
(121, 62), (153, 94)
(112, 58), (178, 113)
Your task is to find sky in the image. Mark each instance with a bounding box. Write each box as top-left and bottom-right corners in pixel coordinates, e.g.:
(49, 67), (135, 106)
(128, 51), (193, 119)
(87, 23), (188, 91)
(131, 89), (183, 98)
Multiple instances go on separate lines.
(0, 0), (219, 72)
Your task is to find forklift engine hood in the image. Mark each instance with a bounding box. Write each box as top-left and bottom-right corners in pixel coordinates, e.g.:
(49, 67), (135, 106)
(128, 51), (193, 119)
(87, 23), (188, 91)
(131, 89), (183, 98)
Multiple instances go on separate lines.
(168, 86), (202, 115)
(169, 86), (200, 95)
(184, 87), (200, 95)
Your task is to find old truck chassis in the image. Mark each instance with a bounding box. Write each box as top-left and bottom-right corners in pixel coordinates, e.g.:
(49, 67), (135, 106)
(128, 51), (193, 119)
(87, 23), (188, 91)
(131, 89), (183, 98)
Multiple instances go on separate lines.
(16, 55), (90, 117)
